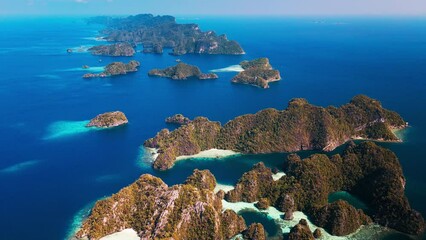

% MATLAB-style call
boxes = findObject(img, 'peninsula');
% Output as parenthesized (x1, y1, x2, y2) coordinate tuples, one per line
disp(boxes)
(231, 58, 281, 88)
(88, 43, 135, 57)
(144, 95, 407, 170)
(148, 62, 218, 80)
(88, 14, 245, 55)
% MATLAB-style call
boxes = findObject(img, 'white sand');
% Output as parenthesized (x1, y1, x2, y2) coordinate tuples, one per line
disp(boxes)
(145, 147, 159, 160)
(272, 172, 286, 181)
(220, 199, 370, 239)
(99, 229, 139, 240)
(176, 149, 239, 161)
(210, 65, 245, 73)
(214, 183, 235, 193)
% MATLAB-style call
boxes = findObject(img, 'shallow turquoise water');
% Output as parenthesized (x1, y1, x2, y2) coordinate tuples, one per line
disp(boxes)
(0, 16, 425, 240)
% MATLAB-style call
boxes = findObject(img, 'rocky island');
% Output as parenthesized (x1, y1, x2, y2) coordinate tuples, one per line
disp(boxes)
(225, 142, 425, 236)
(231, 58, 281, 88)
(148, 62, 218, 80)
(88, 42, 135, 57)
(88, 14, 245, 55)
(74, 142, 424, 239)
(75, 170, 252, 240)
(83, 60, 140, 78)
(144, 95, 407, 170)
(165, 114, 192, 125)
(86, 111, 128, 128)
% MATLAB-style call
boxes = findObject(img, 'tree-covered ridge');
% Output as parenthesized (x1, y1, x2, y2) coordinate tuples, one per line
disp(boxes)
(148, 62, 218, 80)
(232, 58, 281, 88)
(74, 170, 249, 240)
(226, 142, 425, 236)
(89, 14, 245, 56)
(144, 95, 407, 170)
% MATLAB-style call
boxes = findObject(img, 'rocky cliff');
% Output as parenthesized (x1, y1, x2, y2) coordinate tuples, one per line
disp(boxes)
(226, 142, 425, 236)
(89, 43, 135, 56)
(86, 111, 128, 128)
(144, 95, 407, 170)
(75, 170, 247, 240)
(148, 62, 218, 80)
(231, 58, 281, 88)
(89, 14, 245, 56)
(83, 60, 140, 78)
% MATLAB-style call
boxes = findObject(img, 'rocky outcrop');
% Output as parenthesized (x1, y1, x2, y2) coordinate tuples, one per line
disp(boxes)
(225, 162, 274, 203)
(144, 95, 407, 170)
(226, 142, 425, 236)
(75, 170, 247, 240)
(166, 114, 192, 125)
(255, 198, 270, 210)
(288, 219, 315, 240)
(231, 58, 281, 88)
(242, 223, 266, 240)
(310, 200, 371, 236)
(86, 111, 128, 128)
(83, 60, 140, 78)
(89, 43, 135, 56)
(89, 14, 244, 55)
(148, 62, 218, 80)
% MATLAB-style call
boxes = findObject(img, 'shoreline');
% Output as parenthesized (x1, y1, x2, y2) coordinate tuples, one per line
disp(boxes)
(175, 149, 240, 161)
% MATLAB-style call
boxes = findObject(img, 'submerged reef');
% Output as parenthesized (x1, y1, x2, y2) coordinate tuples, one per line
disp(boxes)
(144, 95, 407, 170)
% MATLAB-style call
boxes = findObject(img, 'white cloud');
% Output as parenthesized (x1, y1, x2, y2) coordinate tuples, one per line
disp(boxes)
(75, 0, 88, 3)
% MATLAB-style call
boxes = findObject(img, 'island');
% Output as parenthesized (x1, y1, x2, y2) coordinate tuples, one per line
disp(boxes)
(74, 142, 425, 239)
(226, 142, 425, 236)
(88, 14, 245, 55)
(88, 42, 135, 57)
(165, 114, 192, 125)
(86, 111, 128, 128)
(231, 58, 281, 88)
(148, 62, 218, 80)
(144, 95, 407, 170)
(74, 170, 259, 240)
(83, 60, 140, 78)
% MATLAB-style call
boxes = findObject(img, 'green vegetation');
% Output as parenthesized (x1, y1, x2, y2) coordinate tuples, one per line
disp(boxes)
(75, 170, 247, 240)
(232, 58, 281, 88)
(89, 14, 245, 55)
(145, 95, 407, 170)
(86, 111, 128, 128)
(148, 62, 218, 80)
(227, 142, 425, 236)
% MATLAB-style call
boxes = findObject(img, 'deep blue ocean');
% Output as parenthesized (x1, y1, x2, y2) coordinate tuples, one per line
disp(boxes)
(0, 16, 425, 240)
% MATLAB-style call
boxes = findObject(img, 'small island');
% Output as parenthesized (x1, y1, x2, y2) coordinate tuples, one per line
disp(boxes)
(86, 111, 128, 128)
(231, 58, 281, 88)
(88, 14, 245, 56)
(165, 114, 192, 125)
(148, 62, 218, 80)
(83, 60, 140, 78)
(88, 42, 135, 57)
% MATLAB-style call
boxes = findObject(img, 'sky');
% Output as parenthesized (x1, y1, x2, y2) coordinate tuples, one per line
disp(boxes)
(0, 0, 425, 16)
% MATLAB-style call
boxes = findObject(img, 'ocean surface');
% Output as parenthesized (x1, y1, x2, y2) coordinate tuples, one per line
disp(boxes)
(0, 16, 425, 240)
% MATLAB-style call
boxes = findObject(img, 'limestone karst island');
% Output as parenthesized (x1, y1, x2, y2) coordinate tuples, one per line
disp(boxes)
(1, 1, 426, 240)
